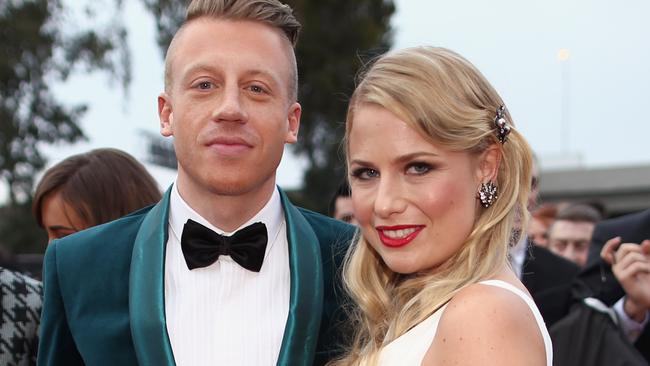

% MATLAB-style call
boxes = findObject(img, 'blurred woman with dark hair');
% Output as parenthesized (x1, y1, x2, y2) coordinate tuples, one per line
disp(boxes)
(33, 148, 162, 242)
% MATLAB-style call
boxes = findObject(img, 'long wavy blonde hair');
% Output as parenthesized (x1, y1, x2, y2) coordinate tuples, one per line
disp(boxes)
(332, 46, 533, 365)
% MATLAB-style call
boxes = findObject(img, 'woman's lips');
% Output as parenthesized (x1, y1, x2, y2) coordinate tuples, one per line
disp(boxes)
(375, 225, 425, 248)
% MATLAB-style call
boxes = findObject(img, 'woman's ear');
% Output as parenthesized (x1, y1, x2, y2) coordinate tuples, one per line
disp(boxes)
(476, 144, 501, 183)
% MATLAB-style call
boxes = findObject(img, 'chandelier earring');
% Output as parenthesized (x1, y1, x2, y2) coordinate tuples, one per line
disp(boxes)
(477, 181, 498, 208)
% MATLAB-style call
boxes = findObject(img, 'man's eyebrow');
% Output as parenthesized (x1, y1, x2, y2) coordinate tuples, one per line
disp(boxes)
(180, 64, 279, 80)
(180, 63, 218, 80)
(243, 69, 278, 81)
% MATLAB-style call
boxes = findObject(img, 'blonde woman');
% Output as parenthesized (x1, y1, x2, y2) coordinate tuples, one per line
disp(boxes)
(334, 47, 552, 366)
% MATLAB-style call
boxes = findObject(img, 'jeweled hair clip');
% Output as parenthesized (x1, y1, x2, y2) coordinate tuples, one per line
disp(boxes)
(494, 105, 511, 144)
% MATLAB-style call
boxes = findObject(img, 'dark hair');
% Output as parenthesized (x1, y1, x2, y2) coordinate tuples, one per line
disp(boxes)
(328, 180, 351, 217)
(32, 148, 162, 228)
(555, 203, 602, 224)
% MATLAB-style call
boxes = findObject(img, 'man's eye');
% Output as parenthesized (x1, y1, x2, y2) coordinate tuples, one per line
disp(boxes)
(197, 81, 212, 89)
(249, 85, 265, 93)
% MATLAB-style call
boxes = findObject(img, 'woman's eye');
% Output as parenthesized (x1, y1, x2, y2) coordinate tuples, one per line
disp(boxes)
(53, 229, 77, 240)
(351, 167, 379, 180)
(406, 162, 432, 175)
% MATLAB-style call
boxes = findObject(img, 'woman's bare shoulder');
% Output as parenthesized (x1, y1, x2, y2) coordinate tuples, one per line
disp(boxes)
(421, 280, 546, 366)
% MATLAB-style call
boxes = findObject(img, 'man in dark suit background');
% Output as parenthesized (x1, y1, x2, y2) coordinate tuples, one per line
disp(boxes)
(510, 155, 582, 327)
(37, 1, 354, 365)
(578, 209, 650, 361)
(518, 243, 581, 326)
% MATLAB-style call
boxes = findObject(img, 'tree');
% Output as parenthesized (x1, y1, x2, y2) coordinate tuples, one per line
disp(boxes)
(0, 0, 130, 204)
(287, 0, 394, 213)
(0, 0, 130, 255)
(141, 0, 395, 214)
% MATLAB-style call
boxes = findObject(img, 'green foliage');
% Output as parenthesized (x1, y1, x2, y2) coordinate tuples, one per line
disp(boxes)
(287, 0, 394, 213)
(0, 0, 130, 204)
(140, 0, 186, 58)
(0, 0, 130, 254)
(140, 0, 395, 214)
(0, 199, 46, 255)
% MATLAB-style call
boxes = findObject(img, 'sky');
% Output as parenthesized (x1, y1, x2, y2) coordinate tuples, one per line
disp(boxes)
(35, 0, 650, 197)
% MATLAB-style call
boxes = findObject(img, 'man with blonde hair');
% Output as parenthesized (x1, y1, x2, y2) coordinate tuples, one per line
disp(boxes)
(38, 1, 354, 365)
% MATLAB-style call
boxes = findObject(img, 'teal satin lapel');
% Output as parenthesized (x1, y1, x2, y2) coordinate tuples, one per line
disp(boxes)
(129, 187, 176, 365)
(276, 190, 324, 366)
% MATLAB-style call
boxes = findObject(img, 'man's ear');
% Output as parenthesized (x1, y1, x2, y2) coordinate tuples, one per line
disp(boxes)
(284, 102, 301, 144)
(476, 144, 501, 183)
(158, 93, 173, 137)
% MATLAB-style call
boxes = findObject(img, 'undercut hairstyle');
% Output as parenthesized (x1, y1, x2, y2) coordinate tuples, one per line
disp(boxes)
(164, 0, 301, 100)
(33, 148, 162, 229)
(334, 46, 534, 365)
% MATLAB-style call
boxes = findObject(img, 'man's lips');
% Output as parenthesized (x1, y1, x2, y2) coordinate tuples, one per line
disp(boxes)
(375, 225, 425, 248)
(205, 136, 253, 155)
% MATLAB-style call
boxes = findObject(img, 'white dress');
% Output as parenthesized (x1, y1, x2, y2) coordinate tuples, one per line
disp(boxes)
(374, 280, 553, 366)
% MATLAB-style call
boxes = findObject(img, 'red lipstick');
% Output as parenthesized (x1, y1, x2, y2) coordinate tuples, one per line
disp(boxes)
(375, 225, 424, 248)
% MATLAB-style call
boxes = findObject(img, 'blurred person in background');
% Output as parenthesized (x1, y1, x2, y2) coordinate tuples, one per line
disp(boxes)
(3, 148, 160, 366)
(328, 181, 358, 225)
(528, 203, 558, 247)
(508, 155, 580, 327)
(575, 208, 650, 362)
(528, 154, 541, 210)
(547, 203, 602, 268)
(32, 148, 162, 243)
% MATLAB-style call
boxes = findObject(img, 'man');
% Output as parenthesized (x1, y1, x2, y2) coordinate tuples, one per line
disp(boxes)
(38, 1, 354, 365)
(328, 181, 357, 225)
(547, 203, 602, 267)
(510, 156, 581, 326)
(576, 209, 650, 361)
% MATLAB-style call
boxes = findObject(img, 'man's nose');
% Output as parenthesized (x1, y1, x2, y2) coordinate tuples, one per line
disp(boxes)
(212, 86, 247, 123)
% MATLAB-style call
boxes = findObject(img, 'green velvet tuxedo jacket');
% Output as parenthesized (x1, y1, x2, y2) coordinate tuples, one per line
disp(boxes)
(37, 188, 355, 366)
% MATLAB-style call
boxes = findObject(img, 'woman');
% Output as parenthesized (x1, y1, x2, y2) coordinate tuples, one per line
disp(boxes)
(335, 47, 552, 365)
(33, 148, 162, 242)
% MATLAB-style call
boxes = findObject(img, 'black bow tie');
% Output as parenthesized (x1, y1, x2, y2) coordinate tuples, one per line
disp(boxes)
(180, 219, 268, 272)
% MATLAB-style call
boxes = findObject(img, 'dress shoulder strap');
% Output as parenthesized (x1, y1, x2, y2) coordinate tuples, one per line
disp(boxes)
(478, 280, 553, 366)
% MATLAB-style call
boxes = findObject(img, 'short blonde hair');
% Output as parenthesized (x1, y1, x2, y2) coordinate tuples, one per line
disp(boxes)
(164, 0, 301, 100)
(334, 46, 533, 365)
